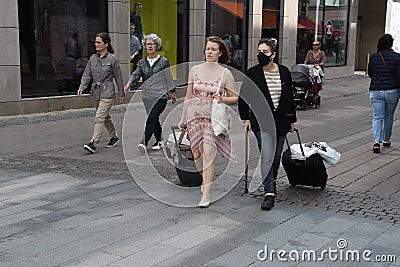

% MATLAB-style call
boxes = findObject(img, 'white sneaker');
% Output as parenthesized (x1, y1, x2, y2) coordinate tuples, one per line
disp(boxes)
(137, 143, 147, 153)
(152, 141, 163, 150)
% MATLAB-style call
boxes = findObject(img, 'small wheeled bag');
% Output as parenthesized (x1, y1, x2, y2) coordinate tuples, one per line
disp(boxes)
(169, 126, 203, 186)
(282, 129, 327, 189)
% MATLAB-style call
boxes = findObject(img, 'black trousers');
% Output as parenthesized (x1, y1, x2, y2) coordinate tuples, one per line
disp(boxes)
(142, 98, 168, 145)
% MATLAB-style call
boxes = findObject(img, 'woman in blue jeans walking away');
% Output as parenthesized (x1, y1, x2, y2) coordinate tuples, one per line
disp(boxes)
(239, 38, 297, 210)
(368, 34, 400, 153)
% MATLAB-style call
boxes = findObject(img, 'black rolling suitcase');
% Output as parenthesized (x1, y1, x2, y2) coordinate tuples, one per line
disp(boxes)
(169, 126, 203, 186)
(282, 129, 327, 189)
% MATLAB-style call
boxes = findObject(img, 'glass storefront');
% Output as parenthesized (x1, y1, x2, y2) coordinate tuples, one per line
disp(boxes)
(130, 0, 189, 68)
(296, 0, 349, 66)
(19, 0, 108, 97)
(206, 0, 248, 71)
(262, 0, 280, 39)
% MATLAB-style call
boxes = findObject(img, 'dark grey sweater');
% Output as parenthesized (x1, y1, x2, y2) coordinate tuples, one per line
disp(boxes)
(129, 56, 175, 100)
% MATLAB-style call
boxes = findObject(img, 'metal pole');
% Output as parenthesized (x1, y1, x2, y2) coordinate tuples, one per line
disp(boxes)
(315, 0, 320, 41)
(365, 53, 370, 75)
(243, 125, 249, 195)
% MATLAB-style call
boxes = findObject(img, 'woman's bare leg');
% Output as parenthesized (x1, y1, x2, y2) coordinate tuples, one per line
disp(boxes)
(192, 149, 204, 192)
(192, 149, 203, 176)
(200, 143, 216, 204)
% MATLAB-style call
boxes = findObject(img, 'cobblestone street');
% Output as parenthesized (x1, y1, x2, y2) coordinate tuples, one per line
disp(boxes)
(0, 74, 400, 266)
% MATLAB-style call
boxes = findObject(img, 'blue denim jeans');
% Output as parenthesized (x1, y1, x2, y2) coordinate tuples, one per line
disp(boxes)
(254, 131, 286, 196)
(370, 89, 400, 143)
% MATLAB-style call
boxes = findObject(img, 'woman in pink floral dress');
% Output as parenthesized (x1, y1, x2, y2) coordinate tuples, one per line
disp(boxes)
(178, 36, 238, 208)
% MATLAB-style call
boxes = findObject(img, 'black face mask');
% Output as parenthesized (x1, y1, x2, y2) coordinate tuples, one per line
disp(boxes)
(257, 52, 271, 66)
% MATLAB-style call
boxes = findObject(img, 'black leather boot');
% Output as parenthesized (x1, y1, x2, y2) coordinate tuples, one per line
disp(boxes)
(261, 195, 275, 210)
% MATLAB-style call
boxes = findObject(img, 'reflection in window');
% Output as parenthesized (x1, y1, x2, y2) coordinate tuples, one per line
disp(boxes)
(207, 0, 248, 71)
(19, 0, 107, 97)
(262, 0, 280, 39)
(129, 0, 189, 67)
(324, 0, 348, 65)
(296, 0, 348, 66)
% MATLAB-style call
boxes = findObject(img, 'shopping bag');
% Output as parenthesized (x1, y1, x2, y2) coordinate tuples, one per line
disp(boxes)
(166, 131, 193, 159)
(211, 68, 232, 136)
(290, 141, 341, 166)
(211, 100, 232, 136)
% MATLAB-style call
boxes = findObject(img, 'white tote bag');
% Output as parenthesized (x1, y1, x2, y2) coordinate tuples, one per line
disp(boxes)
(211, 68, 232, 136)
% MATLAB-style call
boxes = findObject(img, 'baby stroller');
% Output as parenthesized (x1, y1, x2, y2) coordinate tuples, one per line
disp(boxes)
(165, 126, 202, 186)
(290, 64, 321, 110)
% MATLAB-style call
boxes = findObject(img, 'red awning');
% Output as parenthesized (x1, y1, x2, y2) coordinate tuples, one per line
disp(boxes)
(213, 0, 244, 19)
(298, 18, 324, 31)
(298, 18, 344, 36)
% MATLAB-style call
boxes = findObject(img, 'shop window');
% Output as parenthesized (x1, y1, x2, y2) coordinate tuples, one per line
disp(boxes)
(18, 0, 108, 97)
(129, 0, 189, 68)
(262, 0, 280, 39)
(296, 0, 349, 66)
(206, 0, 248, 72)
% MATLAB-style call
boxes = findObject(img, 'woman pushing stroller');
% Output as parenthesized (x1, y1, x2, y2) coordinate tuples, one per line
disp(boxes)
(304, 40, 326, 105)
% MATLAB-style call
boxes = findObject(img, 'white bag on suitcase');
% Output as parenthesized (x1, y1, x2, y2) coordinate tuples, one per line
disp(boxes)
(290, 141, 341, 166)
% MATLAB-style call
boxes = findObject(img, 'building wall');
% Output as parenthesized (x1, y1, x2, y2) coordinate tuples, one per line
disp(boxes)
(357, 0, 386, 71)
(108, 0, 131, 84)
(279, 0, 298, 68)
(247, 0, 263, 68)
(0, 0, 21, 104)
(0, 0, 388, 116)
(189, 0, 206, 62)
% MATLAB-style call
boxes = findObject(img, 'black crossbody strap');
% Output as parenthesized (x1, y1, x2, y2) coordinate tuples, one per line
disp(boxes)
(379, 52, 396, 77)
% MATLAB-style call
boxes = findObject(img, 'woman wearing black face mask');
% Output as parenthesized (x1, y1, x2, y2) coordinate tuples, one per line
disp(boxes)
(238, 38, 297, 211)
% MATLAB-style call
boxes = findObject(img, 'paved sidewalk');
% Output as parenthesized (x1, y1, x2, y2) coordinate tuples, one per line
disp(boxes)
(0, 74, 399, 266)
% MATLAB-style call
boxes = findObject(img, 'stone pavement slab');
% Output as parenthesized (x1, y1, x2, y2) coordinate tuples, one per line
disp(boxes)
(0, 75, 400, 266)
(0, 169, 398, 266)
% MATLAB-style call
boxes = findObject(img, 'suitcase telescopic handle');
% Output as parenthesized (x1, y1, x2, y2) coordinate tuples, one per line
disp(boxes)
(285, 128, 305, 157)
(243, 125, 249, 195)
(171, 125, 187, 158)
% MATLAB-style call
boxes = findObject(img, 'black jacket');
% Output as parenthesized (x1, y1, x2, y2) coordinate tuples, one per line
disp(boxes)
(368, 49, 400, 90)
(238, 63, 297, 136)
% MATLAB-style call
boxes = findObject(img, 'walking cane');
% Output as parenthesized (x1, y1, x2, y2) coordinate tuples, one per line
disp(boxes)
(243, 125, 249, 195)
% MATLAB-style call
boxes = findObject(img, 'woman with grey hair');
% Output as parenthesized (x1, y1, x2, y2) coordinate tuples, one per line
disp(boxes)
(124, 33, 176, 153)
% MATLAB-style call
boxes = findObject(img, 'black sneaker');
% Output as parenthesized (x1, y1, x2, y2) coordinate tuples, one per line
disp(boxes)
(372, 142, 380, 153)
(83, 141, 96, 154)
(152, 141, 163, 150)
(106, 137, 119, 147)
(261, 195, 275, 210)
(383, 141, 391, 148)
